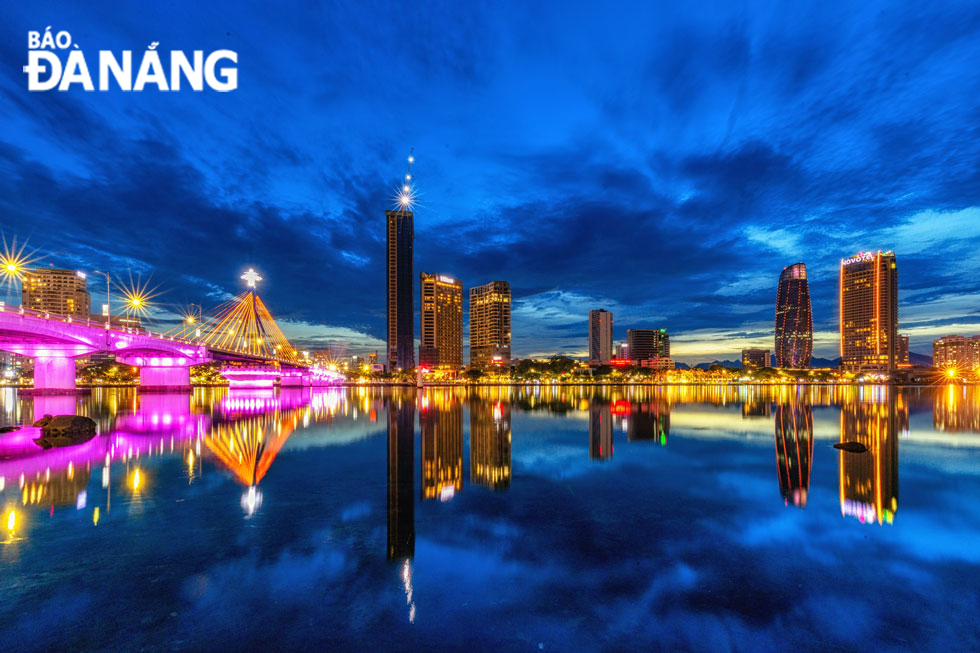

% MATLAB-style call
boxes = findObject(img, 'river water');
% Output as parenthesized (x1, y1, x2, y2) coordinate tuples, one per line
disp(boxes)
(1, 385, 978, 651)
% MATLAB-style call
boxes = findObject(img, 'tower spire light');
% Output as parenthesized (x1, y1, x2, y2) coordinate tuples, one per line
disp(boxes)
(241, 268, 263, 288)
(394, 148, 418, 211)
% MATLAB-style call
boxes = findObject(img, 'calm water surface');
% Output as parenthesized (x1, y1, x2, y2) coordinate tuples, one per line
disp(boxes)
(1, 385, 979, 651)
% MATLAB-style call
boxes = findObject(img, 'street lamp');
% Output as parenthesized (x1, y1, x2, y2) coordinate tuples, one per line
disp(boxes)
(92, 270, 111, 329)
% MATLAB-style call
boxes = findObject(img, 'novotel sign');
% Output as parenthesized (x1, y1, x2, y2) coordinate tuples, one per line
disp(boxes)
(841, 250, 894, 266)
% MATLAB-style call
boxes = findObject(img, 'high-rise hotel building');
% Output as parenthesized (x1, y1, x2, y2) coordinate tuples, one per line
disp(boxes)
(774, 262, 813, 368)
(419, 273, 463, 370)
(386, 209, 415, 371)
(469, 281, 511, 366)
(840, 251, 898, 372)
(22, 268, 91, 318)
(588, 309, 613, 364)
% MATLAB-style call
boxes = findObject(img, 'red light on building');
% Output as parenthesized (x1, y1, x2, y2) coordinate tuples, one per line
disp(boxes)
(610, 400, 631, 416)
(610, 358, 631, 367)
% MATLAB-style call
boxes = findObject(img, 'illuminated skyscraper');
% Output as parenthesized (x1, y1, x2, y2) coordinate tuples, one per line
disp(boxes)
(839, 251, 898, 372)
(589, 309, 613, 364)
(774, 401, 813, 508)
(839, 388, 901, 524)
(387, 397, 416, 560)
(420, 392, 462, 501)
(774, 262, 813, 368)
(386, 208, 415, 371)
(470, 398, 511, 490)
(22, 268, 90, 318)
(419, 273, 463, 370)
(469, 281, 511, 366)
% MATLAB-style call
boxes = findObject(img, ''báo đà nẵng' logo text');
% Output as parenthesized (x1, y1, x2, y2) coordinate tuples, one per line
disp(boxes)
(23, 27, 237, 92)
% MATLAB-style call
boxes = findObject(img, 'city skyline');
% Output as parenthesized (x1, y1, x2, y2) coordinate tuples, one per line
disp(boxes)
(3, 2, 980, 364)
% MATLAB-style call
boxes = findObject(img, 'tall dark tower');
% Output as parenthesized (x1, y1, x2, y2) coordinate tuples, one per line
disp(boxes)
(774, 262, 813, 368)
(386, 151, 417, 371)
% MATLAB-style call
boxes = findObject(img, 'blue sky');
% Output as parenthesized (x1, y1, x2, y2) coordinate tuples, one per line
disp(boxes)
(2, 1, 980, 363)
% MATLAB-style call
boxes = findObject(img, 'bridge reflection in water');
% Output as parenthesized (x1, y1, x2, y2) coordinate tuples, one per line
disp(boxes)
(2, 384, 977, 549)
(0, 387, 349, 533)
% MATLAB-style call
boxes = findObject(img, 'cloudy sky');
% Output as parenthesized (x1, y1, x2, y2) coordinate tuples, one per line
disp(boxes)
(2, 1, 979, 363)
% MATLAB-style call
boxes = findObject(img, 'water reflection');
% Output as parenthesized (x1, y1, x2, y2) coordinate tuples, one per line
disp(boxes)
(387, 394, 415, 561)
(838, 388, 904, 525)
(0, 387, 355, 533)
(625, 399, 670, 444)
(4, 383, 980, 544)
(469, 396, 511, 490)
(774, 399, 813, 508)
(420, 390, 463, 501)
(588, 401, 613, 461)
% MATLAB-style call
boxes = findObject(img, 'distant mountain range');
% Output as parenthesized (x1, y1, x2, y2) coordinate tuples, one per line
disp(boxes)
(690, 353, 933, 370)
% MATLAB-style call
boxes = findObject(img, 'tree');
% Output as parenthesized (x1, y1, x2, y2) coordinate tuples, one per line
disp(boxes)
(465, 368, 484, 381)
(514, 359, 535, 376)
(548, 356, 577, 375)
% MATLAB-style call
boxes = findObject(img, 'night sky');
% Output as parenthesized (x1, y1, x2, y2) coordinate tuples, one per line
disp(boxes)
(2, 1, 979, 364)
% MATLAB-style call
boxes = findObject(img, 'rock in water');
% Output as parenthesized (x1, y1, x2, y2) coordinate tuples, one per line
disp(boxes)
(32, 415, 97, 449)
(834, 441, 869, 453)
(0, 425, 20, 433)
(32, 414, 54, 427)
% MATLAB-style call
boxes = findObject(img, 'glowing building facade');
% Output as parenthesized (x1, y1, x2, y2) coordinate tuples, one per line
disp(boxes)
(386, 209, 415, 371)
(774, 262, 813, 368)
(933, 335, 980, 371)
(839, 251, 898, 372)
(469, 281, 511, 366)
(588, 310, 613, 365)
(22, 268, 90, 318)
(419, 273, 463, 370)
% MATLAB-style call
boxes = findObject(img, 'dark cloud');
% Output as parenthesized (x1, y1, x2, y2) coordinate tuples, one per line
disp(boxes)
(2, 1, 980, 359)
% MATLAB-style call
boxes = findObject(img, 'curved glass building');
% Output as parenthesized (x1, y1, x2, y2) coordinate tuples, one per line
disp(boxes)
(774, 262, 813, 368)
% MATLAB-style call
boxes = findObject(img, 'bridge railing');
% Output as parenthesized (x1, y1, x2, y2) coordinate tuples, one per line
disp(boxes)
(0, 302, 308, 364)
(0, 301, 201, 347)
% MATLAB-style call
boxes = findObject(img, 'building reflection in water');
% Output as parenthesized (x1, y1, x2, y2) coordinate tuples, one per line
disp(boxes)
(589, 402, 613, 460)
(387, 395, 416, 561)
(470, 398, 511, 490)
(933, 385, 980, 433)
(773, 400, 813, 508)
(839, 386, 903, 525)
(420, 390, 463, 501)
(626, 400, 670, 445)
